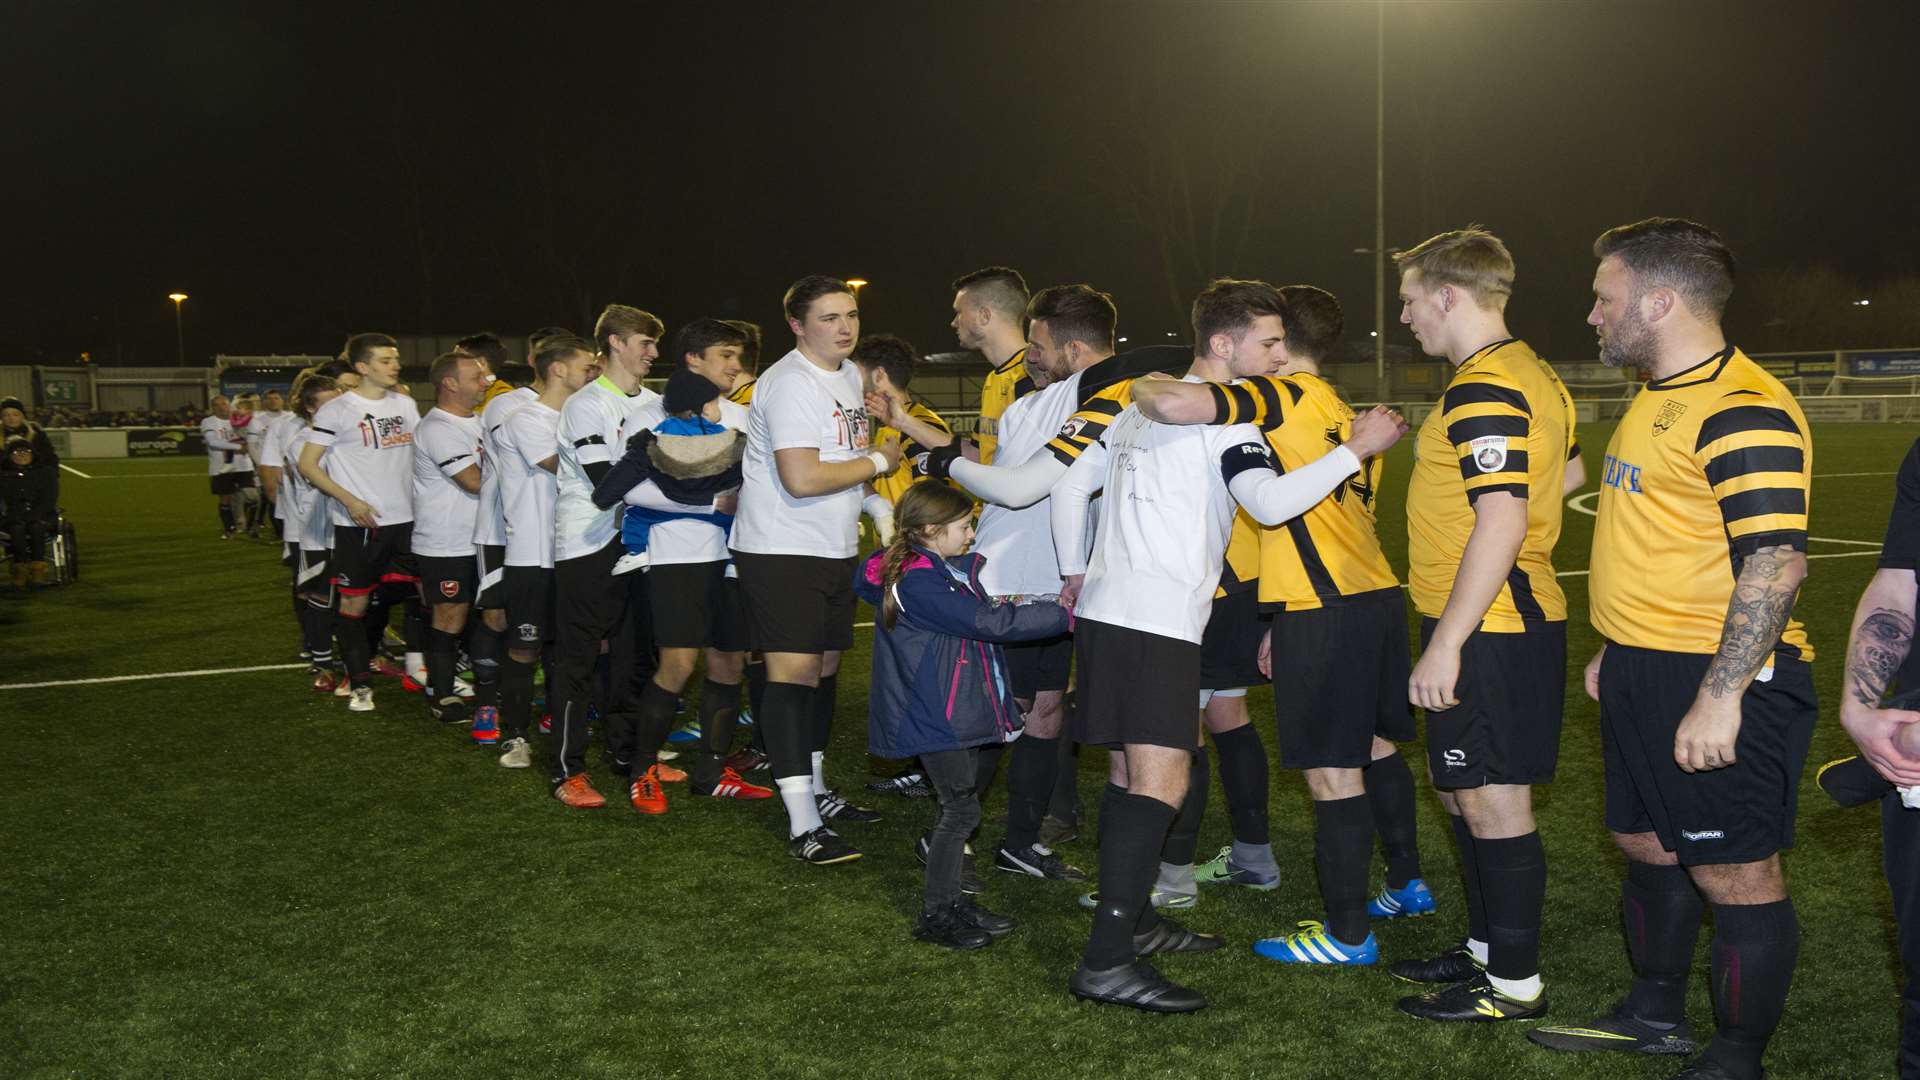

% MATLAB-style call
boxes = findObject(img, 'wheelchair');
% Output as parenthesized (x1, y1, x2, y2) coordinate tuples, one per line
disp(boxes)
(1, 506, 77, 586)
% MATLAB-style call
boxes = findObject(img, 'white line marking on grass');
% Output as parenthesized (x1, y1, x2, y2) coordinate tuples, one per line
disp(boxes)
(0, 663, 306, 691)
(1552, 548, 1880, 581)
(1810, 536, 1884, 546)
(84, 473, 208, 479)
(59, 463, 93, 479)
(1815, 471, 1897, 478)
(1566, 491, 1599, 517)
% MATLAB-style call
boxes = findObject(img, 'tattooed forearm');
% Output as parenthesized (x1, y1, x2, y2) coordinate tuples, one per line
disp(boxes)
(1703, 547, 1806, 700)
(1849, 608, 1916, 708)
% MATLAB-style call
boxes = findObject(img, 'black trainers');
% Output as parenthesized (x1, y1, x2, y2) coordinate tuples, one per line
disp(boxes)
(912, 906, 992, 950)
(789, 826, 862, 865)
(1133, 916, 1224, 957)
(952, 897, 1017, 938)
(1529, 1001, 1698, 1055)
(867, 772, 933, 798)
(1667, 1057, 1756, 1080)
(816, 789, 883, 823)
(1068, 959, 1206, 1013)
(995, 842, 1088, 882)
(1389, 940, 1485, 984)
(428, 697, 469, 725)
(1397, 977, 1546, 1023)
(913, 834, 986, 896)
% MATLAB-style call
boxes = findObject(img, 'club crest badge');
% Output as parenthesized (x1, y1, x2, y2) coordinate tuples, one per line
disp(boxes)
(1469, 434, 1507, 473)
(441, 580, 460, 599)
(1057, 417, 1088, 441)
(1653, 399, 1687, 437)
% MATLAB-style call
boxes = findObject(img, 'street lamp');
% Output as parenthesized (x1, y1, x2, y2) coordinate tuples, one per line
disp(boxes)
(846, 278, 869, 300)
(168, 292, 189, 366)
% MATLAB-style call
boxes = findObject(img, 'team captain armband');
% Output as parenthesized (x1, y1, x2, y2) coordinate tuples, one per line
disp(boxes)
(1694, 397, 1809, 556)
(1209, 376, 1303, 431)
(1218, 439, 1277, 482)
(1442, 379, 1531, 504)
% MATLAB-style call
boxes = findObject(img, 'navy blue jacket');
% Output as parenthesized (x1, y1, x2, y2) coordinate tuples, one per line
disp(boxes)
(854, 546, 1071, 757)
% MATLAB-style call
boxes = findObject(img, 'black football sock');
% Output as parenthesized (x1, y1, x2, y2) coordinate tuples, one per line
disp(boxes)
(364, 594, 391, 655)
(1002, 734, 1060, 851)
(1704, 899, 1799, 1080)
(425, 626, 459, 702)
(1622, 860, 1703, 1026)
(1047, 736, 1082, 826)
(695, 677, 740, 789)
(1161, 748, 1209, 867)
(1477, 831, 1548, 984)
(761, 682, 813, 782)
(746, 658, 768, 753)
(809, 673, 838, 754)
(1314, 794, 1375, 946)
(336, 609, 372, 688)
(401, 595, 425, 655)
(499, 655, 536, 741)
(1364, 750, 1423, 888)
(1083, 792, 1179, 970)
(1211, 724, 1270, 846)
(468, 624, 501, 709)
(1451, 813, 1489, 945)
(217, 501, 233, 532)
(301, 597, 335, 667)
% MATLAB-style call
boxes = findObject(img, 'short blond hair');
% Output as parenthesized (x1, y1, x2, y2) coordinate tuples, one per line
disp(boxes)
(1394, 227, 1514, 311)
(593, 304, 665, 357)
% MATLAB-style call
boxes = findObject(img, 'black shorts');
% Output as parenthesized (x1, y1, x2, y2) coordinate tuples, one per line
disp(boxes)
(1005, 633, 1073, 699)
(731, 550, 858, 654)
(294, 548, 332, 597)
(1600, 644, 1817, 865)
(417, 553, 477, 607)
(1071, 618, 1201, 752)
(1199, 587, 1270, 691)
(504, 565, 556, 646)
(649, 561, 749, 651)
(280, 541, 298, 569)
(210, 472, 255, 495)
(331, 522, 419, 594)
(1420, 618, 1566, 790)
(475, 544, 508, 609)
(1272, 587, 1415, 769)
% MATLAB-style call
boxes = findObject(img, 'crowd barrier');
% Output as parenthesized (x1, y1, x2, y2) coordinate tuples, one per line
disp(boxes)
(45, 427, 206, 460)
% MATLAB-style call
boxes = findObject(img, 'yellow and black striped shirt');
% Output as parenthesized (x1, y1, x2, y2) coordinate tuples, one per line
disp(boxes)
(975, 347, 1034, 466)
(872, 401, 953, 505)
(1040, 344, 1195, 465)
(726, 380, 756, 407)
(1405, 339, 1573, 631)
(1208, 371, 1398, 610)
(1590, 347, 1813, 662)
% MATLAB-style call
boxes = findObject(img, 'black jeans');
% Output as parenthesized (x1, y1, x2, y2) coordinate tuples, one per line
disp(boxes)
(1885, 793, 1920, 1079)
(922, 748, 983, 912)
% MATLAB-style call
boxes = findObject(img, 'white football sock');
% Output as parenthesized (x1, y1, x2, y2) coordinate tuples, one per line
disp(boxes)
(777, 776, 824, 837)
(1466, 937, 1490, 966)
(811, 750, 828, 796)
(1488, 972, 1543, 1002)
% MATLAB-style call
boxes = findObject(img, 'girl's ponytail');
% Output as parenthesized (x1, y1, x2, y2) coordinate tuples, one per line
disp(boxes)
(879, 530, 914, 631)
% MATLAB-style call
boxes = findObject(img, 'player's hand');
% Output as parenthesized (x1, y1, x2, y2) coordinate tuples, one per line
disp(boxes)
(961, 438, 982, 464)
(1347, 406, 1410, 460)
(344, 497, 377, 528)
(1059, 574, 1085, 609)
(1674, 698, 1741, 773)
(1840, 704, 1920, 786)
(873, 440, 903, 474)
(714, 490, 739, 515)
(1408, 644, 1461, 712)
(863, 390, 895, 427)
(1584, 645, 1606, 702)
(1256, 628, 1273, 680)
(922, 442, 961, 481)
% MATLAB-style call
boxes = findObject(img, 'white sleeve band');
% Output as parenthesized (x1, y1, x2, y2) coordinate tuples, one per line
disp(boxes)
(1227, 443, 1361, 526)
(866, 450, 891, 477)
(864, 492, 897, 546)
(950, 452, 1067, 509)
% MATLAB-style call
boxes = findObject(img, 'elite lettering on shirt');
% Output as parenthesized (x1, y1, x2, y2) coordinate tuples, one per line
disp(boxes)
(359, 414, 414, 449)
(1600, 453, 1644, 493)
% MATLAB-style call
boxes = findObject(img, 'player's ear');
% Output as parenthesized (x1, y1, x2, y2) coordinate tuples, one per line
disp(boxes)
(1644, 287, 1674, 324)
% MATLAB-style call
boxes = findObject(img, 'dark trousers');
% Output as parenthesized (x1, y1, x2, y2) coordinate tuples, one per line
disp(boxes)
(1885, 793, 1920, 1078)
(550, 540, 652, 783)
(4, 511, 51, 562)
(922, 748, 983, 911)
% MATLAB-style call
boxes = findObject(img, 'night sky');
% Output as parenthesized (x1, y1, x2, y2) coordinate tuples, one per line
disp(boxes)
(5, 0, 1916, 368)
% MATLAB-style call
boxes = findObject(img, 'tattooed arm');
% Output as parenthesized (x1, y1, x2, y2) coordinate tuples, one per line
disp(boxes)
(1673, 545, 1808, 773)
(1839, 568, 1920, 786)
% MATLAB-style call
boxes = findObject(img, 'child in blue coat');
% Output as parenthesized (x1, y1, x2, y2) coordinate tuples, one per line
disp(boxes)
(854, 480, 1071, 949)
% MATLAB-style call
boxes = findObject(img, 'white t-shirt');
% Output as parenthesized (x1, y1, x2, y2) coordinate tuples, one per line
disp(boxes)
(411, 407, 483, 558)
(498, 399, 562, 569)
(622, 396, 748, 566)
(245, 409, 285, 464)
(1062, 406, 1267, 644)
(259, 412, 302, 519)
(970, 370, 1090, 596)
(309, 389, 421, 527)
(729, 350, 872, 558)
(554, 377, 663, 562)
(200, 416, 253, 476)
(474, 387, 535, 549)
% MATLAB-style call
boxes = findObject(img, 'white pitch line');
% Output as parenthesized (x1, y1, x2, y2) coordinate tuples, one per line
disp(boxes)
(82, 473, 209, 479)
(1809, 536, 1885, 547)
(1815, 471, 1897, 478)
(0, 663, 306, 691)
(58, 463, 93, 479)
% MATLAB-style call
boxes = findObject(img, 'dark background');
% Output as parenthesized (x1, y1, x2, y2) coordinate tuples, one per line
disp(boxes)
(4, 0, 1916, 366)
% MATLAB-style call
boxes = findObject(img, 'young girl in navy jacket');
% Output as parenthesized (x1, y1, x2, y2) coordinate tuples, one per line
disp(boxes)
(855, 480, 1071, 949)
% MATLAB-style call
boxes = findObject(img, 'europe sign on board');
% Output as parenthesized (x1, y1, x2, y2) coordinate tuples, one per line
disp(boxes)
(126, 428, 208, 456)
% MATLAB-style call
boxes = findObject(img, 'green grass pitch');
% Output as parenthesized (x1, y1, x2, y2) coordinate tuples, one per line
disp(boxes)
(5, 423, 1914, 1079)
